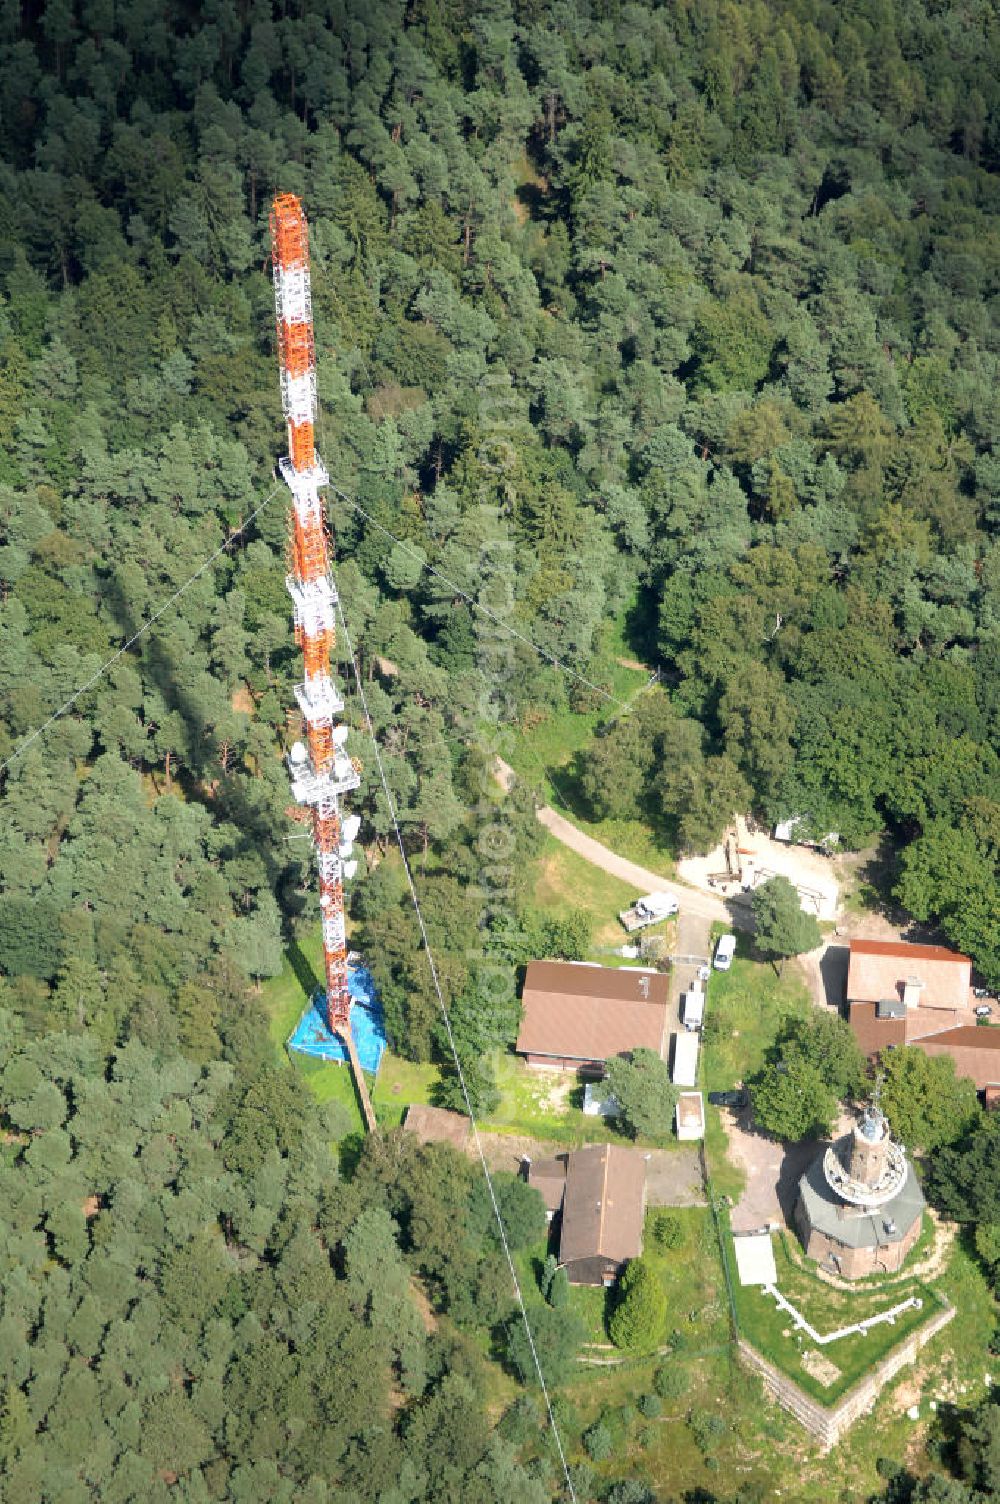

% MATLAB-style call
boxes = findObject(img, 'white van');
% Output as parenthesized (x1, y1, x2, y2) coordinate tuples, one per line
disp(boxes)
(714, 933, 737, 971)
(681, 986, 704, 1031)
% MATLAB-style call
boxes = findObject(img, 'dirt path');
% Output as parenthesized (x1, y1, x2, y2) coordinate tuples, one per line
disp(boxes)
(536, 807, 733, 924)
(493, 756, 743, 925)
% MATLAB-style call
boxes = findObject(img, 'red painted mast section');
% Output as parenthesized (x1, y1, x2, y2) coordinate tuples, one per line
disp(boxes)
(270, 194, 375, 1131)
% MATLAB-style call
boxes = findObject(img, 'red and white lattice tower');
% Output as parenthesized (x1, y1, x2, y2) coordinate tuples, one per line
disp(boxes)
(270, 194, 365, 1054)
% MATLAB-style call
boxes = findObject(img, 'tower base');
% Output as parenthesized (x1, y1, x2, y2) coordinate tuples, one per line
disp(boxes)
(287, 965, 386, 1074)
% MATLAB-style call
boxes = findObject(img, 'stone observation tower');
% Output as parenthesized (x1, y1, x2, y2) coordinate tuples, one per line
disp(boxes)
(793, 1093, 925, 1278)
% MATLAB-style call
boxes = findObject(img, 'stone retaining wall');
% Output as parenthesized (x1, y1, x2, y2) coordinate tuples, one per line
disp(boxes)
(737, 1299, 955, 1449)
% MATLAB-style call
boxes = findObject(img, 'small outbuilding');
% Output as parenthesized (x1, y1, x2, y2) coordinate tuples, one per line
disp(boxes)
(583, 1082, 620, 1118)
(733, 1232, 778, 1288)
(527, 1154, 569, 1222)
(675, 1091, 705, 1142)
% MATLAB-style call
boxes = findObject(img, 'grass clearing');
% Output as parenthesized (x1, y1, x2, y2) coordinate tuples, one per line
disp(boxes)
(531, 835, 659, 951)
(700, 937, 810, 1200)
(374, 1054, 440, 1126)
(483, 1053, 639, 1146)
(643, 1207, 731, 1352)
(701, 934, 812, 1096)
(264, 930, 326, 1054)
(510, 604, 649, 770)
(504, 603, 677, 878)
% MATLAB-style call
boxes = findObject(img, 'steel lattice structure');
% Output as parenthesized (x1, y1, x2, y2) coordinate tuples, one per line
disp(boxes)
(270, 193, 362, 1038)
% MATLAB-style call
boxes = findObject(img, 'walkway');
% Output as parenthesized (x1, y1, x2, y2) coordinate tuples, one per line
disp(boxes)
(342, 1029, 378, 1133)
(764, 1285, 922, 1347)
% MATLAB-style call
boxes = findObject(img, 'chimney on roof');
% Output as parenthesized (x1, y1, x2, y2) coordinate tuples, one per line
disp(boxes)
(902, 976, 924, 1009)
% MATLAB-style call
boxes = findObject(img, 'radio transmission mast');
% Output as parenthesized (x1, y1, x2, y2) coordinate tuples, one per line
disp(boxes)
(270, 193, 375, 1133)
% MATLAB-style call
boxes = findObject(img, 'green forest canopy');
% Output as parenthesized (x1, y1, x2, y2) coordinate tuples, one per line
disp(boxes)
(4, 0, 1000, 1498)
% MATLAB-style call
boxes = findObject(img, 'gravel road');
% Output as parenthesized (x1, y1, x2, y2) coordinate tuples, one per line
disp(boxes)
(536, 806, 736, 924)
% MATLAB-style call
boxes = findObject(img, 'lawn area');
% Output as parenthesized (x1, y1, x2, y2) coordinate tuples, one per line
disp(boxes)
(483, 1053, 640, 1146)
(701, 930, 812, 1096)
(700, 933, 811, 1199)
(531, 835, 674, 954)
(729, 1221, 942, 1404)
(703, 1105, 745, 1202)
(373, 1053, 440, 1127)
(643, 1207, 731, 1353)
(264, 929, 326, 1053)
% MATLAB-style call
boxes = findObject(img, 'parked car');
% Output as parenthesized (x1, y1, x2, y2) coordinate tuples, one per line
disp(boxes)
(708, 1089, 747, 1110)
(619, 891, 679, 932)
(975, 1004, 993, 1019)
(714, 933, 737, 971)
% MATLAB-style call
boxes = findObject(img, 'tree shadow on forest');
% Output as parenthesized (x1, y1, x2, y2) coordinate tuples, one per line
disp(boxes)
(100, 569, 306, 920)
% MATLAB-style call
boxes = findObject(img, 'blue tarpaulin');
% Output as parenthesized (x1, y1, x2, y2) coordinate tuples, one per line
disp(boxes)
(287, 964, 387, 1073)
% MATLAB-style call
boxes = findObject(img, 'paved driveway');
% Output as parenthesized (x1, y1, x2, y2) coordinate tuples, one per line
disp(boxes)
(665, 911, 713, 1058)
(493, 757, 748, 927)
(476, 1133, 704, 1207)
(724, 1106, 853, 1233)
(644, 1146, 705, 1207)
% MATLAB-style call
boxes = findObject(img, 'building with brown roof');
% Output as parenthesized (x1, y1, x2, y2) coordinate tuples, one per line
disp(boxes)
(847, 938, 971, 1055)
(402, 1103, 471, 1150)
(516, 961, 669, 1073)
(527, 1143, 647, 1285)
(912, 1027, 1000, 1091)
(528, 1154, 569, 1220)
(845, 939, 1000, 1091)
(847, 938, 972, 1014)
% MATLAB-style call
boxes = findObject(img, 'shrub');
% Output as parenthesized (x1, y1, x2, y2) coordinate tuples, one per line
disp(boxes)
(608, 1258, 667, 1353)
(689, 1408, 728, 1456)
(583, 1421, 612, 1461)
(654, 1363, 686, 1399)
(651, 1211, 683, 1250)
(568, 1463, 594, 1500)
(639, 1392, 662, 1419)
(549, 1266, 570, 1308)
(498, 1394, 541, 1445)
